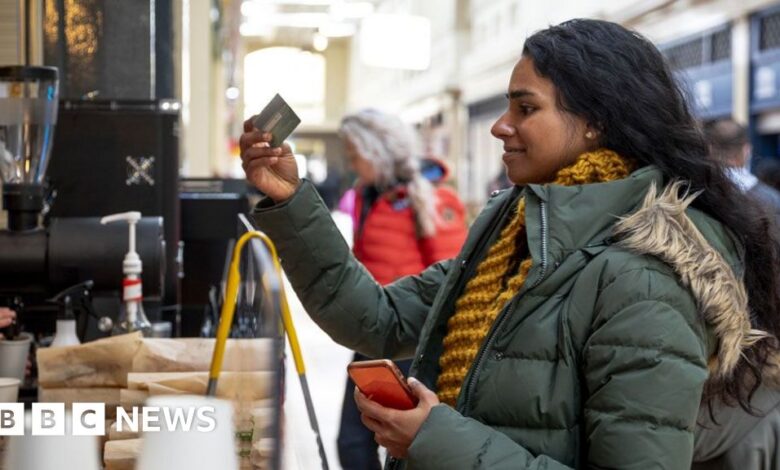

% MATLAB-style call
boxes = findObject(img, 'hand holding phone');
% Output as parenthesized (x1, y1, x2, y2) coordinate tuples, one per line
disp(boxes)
(348, 359, 419, 410)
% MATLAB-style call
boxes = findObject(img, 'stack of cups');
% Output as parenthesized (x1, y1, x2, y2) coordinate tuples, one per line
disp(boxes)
(0, 378, 20, 402)
(0, 329, 28, 458)
(136, 395, 239, 470)
(3, 412, 101, 470)
(0, 332, 32, 383)
(0, 377, 18, 463)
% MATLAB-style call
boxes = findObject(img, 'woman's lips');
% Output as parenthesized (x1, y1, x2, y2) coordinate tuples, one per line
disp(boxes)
(502, 149, 526, 160)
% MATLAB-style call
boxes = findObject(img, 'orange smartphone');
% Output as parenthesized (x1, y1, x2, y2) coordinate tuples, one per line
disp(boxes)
(347, 359, 419, 410)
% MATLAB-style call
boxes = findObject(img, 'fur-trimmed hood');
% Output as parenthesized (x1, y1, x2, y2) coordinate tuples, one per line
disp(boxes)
(613, 181, 769, 381)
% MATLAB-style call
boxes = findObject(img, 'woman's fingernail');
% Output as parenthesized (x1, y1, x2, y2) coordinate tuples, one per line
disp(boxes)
(408, 377, 420, 387)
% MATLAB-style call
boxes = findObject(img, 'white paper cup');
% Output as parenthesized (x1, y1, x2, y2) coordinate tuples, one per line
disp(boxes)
(3, 412, 101, 470)
(0, 378, 20, 402)
(136, 395, 239, 470)
(0, 332, 32, 382)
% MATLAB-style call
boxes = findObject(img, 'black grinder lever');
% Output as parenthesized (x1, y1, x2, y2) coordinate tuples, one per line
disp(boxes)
(48, 280, 113, 339)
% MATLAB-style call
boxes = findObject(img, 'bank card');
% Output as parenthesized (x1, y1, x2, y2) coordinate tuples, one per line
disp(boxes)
(252, 93, 301, 147)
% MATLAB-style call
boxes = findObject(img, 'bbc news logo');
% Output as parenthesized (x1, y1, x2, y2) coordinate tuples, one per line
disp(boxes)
(0, 403, 217, 436)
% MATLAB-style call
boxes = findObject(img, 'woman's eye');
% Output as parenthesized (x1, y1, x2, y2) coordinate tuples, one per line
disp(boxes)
(518, 105, 535, 115)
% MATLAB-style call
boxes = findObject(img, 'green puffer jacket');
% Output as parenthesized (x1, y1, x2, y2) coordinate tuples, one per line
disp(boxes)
(253, 166, 756, 469)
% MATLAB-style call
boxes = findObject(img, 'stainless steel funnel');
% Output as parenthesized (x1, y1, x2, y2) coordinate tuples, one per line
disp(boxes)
(0, 66, 58, 230)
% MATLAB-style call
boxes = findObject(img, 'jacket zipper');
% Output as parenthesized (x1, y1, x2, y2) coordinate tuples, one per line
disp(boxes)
(386, 191, 525, 470)
(422, 189, 520, 357)
(461, 200, 548, 414)
(388, 193, 520, 470)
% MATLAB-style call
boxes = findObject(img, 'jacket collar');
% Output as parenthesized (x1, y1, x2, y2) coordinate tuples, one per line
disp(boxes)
(522, 165, 664, 268)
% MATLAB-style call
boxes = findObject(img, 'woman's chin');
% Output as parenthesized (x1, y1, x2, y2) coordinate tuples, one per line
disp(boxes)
(505, 168, 528, 186)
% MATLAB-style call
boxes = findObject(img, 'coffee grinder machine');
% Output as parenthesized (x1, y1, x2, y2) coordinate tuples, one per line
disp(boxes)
(0, 65, 165, 341)
(0, 66, 57, 232)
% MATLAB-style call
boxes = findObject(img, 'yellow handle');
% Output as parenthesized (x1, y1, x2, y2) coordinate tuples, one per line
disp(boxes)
(208, 231, 306, 384)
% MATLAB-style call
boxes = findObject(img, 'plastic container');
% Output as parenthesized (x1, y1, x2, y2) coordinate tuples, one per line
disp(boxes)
(136, 395, 239, 470)
(3, 411, 101, 470)
(0, 332, 32, 382)
(0, 377, 20, 401)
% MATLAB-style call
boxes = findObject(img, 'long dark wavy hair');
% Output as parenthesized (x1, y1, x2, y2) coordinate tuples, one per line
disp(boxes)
(523, 19, 780, 410)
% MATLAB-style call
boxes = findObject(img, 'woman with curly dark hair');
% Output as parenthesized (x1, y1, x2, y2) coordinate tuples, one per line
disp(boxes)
(241, 19, 780, 469)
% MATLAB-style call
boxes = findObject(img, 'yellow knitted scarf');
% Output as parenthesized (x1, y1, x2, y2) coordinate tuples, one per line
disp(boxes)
(436, 149, 636, 406)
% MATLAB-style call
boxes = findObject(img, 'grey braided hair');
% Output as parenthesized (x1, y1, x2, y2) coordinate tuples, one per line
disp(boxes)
(339, 109, 437, 237)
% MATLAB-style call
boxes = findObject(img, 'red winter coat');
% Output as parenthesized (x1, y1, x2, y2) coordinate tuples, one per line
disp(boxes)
(352, 184, 467, 285)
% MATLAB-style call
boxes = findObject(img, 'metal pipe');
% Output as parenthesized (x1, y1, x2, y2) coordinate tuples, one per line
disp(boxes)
(17, 0, 26, 64)
(26, 0, 44, 65)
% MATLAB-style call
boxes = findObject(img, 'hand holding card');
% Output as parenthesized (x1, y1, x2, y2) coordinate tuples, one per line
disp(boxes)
(240, 94, 302, 202)
(252, 93, 301, 147)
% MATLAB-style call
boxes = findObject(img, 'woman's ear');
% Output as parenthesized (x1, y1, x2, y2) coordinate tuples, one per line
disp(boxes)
(584, 123, 602, 147)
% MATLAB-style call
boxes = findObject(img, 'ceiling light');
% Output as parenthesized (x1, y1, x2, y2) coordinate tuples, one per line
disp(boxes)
(268, 0, 331, 5)
(330, 2, 374, 20)
(240, 1, 276, 18)
(225, 87, 240, 100)
(312, 33, 329, 51)
(240, 23, 274, 37)
(319, 22, 356, 37)
(244, 12, 329, 29)
(359, 14, 431, 70)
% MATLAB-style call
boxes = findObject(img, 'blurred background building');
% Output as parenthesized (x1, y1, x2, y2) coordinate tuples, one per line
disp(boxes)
(3, 0, 780, 213)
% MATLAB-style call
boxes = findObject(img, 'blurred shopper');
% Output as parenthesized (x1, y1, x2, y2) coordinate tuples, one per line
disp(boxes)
(241, 19, 780, 469)
(336, 109, 467, 470)
(693, 385, 780, 469)
(704, 119, 780, 223)
(0, 306, 30, 377)
(0, 307, 16, 338)
(312, 166, 342, 211)
(693, 119, 780, 469)
(756, 158, 780, 193)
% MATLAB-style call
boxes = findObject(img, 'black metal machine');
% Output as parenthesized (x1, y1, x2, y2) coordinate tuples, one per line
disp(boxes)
(179, 178, 254, 336)
(45, 99, 181, 309)
(0, 66, 167, 340)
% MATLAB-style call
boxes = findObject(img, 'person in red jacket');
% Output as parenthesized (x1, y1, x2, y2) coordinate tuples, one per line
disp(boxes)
(336, 109, 467, 470)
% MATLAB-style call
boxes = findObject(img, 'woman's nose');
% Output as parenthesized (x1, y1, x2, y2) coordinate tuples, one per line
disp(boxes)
(491, 115, 515, 138)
